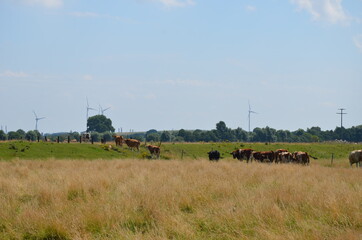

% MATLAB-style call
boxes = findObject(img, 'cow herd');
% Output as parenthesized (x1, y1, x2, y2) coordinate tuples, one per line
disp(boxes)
(112, 135, 362, 167)
(113, 135, 160, 158)
(207, 148, 316, 165)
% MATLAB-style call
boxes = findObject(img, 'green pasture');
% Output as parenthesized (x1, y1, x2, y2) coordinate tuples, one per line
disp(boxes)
(0, 141, 360, 167)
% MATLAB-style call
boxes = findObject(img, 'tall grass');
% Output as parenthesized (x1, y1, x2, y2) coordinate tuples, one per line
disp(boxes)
(0, 159, 361, 239)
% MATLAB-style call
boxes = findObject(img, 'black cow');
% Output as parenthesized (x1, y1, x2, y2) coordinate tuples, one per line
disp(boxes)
(208, 150, 220, 161)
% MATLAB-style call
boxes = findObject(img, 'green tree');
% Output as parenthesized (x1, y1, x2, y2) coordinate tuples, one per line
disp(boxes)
(25, 131, 37, 141)
(216, 121, 231, 141)
(8, 131, 20, 140)
(265, 126, 276, 143)
(146, 133, 160, 142)
(16, 129, 26, 139)
(160, 131, 171, 142)
(87, 115, 115, 133)
(69, 131, 80, 141)
(252, 128, 266, 142)
(146, 129, 159, 142)
(178, 129, 193, 142)
(91, 132, 101, 142)
(0, 130, 6, 140)
(232, 128, 247, 141)
(192, 129, 203, 142)
(102, 132, 113, 142)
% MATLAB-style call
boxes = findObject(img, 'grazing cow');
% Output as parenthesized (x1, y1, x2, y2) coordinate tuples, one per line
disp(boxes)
(230, 149, 253, 163)
(148, 145, 161, 158)
(124, 139, 140, 151)
(231, 149, 242, 160)
(251, 151, 263, 162)
(251, 151, 274, 163)
(279, 152, 292, 163)
(349, 150, 362, 167)
(113, 135, 124, 147)
(208, 150, 220, 161)
(274, 149, 289, 163)
(261, 151, 275, 163)
(292, 151, 310, 165)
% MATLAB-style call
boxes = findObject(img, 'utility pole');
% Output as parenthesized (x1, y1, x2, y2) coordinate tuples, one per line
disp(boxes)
(336, 108, 347, 128)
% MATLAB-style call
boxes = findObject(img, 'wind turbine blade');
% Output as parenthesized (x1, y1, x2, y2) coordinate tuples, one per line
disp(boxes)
(86, 97, 89, 107)
(104, 107, 110, 111)
(88, 107, 96, 111)
(33, 111, 37, 118)
(38, 117, 46, 120)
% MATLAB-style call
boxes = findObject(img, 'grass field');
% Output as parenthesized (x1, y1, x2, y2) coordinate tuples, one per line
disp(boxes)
(0, 159, 361, 240)
(1, 141, 361, 166)
(0, 141, 361, 239)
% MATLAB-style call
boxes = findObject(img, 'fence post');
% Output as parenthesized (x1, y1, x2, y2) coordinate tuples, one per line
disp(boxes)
(331, 153, 334, 166)
(80, 136, 82, 143)
(57, 136, 60, 143)
(68, 136, 70, 143)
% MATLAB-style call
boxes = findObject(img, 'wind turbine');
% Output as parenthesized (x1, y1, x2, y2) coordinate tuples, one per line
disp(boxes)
(86, 97, 96, 120)
(248, 101, 257, 140)
(33, 111, 45, 131)
(99, 105, 111, 115)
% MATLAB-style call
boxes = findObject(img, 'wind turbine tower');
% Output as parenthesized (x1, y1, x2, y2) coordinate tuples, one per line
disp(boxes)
(248, 101, 257, 140)
(86, 97, 96, 120)
(86, 97, 97, 131)
(33, 111, 45, 131)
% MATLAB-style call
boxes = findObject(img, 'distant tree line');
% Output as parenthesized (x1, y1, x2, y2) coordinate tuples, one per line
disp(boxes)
(126, 121, 362, 143)
(1, 120, 361, 143)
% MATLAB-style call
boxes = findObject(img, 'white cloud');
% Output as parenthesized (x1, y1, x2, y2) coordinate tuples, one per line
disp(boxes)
(150, 0, 195, 8)
(245, 5, 256, 12)
(0, 70, 29, 78)
(353, 34, 362, 52)
(83, 74, 94, 81)
(291, 0, 349, 23)
(21, 0, 63, 8)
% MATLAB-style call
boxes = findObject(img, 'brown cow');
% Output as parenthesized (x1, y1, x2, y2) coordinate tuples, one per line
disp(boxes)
(251, 151, 263, 162)
(230, 148, 253, 163)
(148, 145, 161, 158)
(231, 149, 242, 160)
(279, 152, 292, 163)
(113, 135, 124, 146)
(292, 151, 310, 165)
(274, 149, 288, 163)
(261, 151, 275, 163)
(252, 151, 274, 163)
(124, 139, 140, 151)
(349, 150, 362, 167)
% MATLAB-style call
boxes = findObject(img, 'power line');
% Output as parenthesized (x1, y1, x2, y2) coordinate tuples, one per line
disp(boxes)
(336, 108, 347, 128)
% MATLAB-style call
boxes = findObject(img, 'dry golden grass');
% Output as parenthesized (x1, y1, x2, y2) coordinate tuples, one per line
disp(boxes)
(0, 159, 361, 240)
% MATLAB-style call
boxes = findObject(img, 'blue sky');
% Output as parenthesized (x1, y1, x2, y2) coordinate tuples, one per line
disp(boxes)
(0, 0, 361, 133)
